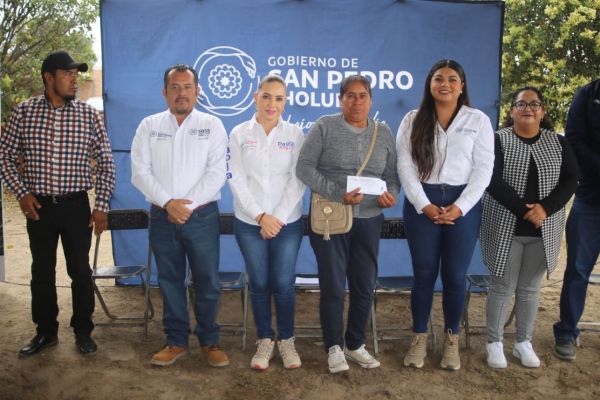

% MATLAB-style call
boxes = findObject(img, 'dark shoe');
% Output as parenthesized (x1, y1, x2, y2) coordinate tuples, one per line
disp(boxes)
(554, 338, 576, 361)
(75, 334, 97, 356)
(19, 334, 58, 357)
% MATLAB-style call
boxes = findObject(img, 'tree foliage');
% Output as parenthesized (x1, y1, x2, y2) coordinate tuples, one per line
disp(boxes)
(502, 0, 600, 130)
(0, 0, 97, 122)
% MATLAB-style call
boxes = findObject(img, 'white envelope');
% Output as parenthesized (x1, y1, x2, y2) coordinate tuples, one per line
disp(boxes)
(346, 176, 387, 196)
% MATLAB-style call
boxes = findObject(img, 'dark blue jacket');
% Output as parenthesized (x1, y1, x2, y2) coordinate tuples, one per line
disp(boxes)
(565, 79, 600, 204)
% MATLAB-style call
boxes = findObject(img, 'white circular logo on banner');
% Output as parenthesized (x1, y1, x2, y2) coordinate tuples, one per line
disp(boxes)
(194, 46, 259, 117)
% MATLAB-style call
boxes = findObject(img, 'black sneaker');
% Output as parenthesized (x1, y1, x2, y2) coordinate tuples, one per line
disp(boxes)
(554, 338, 576, 361)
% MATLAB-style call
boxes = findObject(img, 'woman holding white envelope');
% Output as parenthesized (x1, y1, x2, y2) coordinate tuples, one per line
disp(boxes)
(296, 75, 400, 373)
(396, 59, 494, 371)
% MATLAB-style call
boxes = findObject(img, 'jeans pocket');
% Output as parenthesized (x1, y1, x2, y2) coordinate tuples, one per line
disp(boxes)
(192, 203, 219, 222)
(194, 209, 219, 222)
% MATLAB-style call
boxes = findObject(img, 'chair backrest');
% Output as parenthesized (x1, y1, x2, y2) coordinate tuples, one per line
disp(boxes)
(107, 209, 149, 231)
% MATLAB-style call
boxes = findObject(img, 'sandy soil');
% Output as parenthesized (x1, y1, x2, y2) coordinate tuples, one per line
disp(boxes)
(1, 194, 599, 400)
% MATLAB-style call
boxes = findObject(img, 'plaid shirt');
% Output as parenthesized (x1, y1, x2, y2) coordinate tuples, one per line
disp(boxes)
(0, 94, 116, 212)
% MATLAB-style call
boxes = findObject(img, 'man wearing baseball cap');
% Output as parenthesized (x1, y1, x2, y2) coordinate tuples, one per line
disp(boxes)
(0, 50, 116, 357)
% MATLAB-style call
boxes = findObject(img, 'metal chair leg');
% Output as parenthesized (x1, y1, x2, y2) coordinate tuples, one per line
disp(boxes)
(372, 290, 379, 355)
(505, 303, 516, 328)
(94, 282, 119, 320)
(241, 274, 249, 350)
(429, 307, 436, 351)
(464, 283, 472, 349)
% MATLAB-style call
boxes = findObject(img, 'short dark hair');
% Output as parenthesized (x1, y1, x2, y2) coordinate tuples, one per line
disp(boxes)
(503, 86, 554, 130)
(163, 64, 198, 88)
(339, 74, 372, 98)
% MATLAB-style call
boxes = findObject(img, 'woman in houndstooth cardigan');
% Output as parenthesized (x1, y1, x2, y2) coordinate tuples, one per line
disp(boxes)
(481, 87, 578, 369)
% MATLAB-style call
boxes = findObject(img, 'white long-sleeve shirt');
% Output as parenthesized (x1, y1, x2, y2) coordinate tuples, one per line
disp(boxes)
(131, 109, 227, 210)
(227, 116, 305, 225)
(396, 105, 495, 215)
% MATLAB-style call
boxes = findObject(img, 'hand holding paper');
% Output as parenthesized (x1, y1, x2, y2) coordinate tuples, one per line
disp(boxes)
(346, 176, 387, 196)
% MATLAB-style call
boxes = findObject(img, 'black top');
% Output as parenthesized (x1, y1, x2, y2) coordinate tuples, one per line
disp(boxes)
(565, 79, 600, 205)
(487, 131, 578, 237)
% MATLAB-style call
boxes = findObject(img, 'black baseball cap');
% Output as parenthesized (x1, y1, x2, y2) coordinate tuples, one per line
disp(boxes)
(41, 51, 88, 74)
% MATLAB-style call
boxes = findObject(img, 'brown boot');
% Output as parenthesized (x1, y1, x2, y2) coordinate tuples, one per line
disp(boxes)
(151, 345, 187, 366)
(201, 344, 230, 367)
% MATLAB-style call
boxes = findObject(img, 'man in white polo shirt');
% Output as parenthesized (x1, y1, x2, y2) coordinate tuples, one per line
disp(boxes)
(131, 64, 229, 367)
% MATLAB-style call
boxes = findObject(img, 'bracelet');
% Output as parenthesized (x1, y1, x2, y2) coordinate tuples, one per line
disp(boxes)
(258, 213, 266, 224)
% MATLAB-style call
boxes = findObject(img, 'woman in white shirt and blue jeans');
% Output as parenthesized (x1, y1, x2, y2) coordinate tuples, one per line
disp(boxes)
(228, 75, 305, 371)
(396, 59, 494, 371)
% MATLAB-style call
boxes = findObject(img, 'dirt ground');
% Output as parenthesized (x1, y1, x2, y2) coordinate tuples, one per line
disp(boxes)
(1, 194, 599, 400)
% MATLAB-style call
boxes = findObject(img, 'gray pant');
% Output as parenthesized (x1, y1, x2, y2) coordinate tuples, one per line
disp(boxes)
(486, 236, 547, 342)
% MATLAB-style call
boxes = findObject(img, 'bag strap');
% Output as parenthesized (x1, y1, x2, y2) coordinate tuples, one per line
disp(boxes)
(356, 121, 379, 177)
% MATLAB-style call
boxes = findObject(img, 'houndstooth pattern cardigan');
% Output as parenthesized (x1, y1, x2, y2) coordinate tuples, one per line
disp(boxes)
(480, 127, 565, 277)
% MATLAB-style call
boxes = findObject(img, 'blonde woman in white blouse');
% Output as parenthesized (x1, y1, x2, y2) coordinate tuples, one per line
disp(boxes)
(396, 59, 494, 371)
(228, 75, 305, 371)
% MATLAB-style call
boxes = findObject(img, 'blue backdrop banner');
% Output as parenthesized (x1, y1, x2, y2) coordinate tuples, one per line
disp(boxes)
(100, 0, 504, 285)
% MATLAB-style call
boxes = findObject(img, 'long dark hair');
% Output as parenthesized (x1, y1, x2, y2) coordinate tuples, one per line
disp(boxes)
(502, 86, 554, 130)
(411, 59, 471, 181)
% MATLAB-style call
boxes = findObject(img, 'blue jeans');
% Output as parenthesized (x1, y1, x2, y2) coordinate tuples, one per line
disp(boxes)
(554, 199, 600, 341)
(404, 183, 482, 333)
(149, 202, 221, 347)
(234, 217, 303, 340)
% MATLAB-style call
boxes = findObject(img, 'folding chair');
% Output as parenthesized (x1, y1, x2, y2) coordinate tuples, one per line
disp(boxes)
(294, 273, 323, 338)
(185, 269, 249, 350)
(187, 213, 249, 350)
(294, 273, 385, 355)
(463, 274, 515, 348)
(218, 271, 249, 350)
(578, 273, 600, 333)
(92, 209, 154, 336)
(372, 276, 436, 355)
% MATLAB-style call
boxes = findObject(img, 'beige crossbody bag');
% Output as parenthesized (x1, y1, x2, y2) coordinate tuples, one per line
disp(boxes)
(310, 121, 379, 240)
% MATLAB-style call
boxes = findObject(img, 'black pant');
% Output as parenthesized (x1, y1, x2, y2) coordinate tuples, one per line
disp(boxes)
(27, 192, 94, 336)
(309, 213, 383, 351)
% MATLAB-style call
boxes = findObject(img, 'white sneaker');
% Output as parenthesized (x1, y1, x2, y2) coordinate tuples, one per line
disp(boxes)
(251, 338, 275, 370)
(344, 344, 380, 369)
(486, 342, 507, 369)
(328, 345, 350, 373)
(278, 337, 301, 369)
(513, 340, 540, 368)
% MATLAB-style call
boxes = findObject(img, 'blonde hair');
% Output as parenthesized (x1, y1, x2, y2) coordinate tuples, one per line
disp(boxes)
(258, 74, 286, 91)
